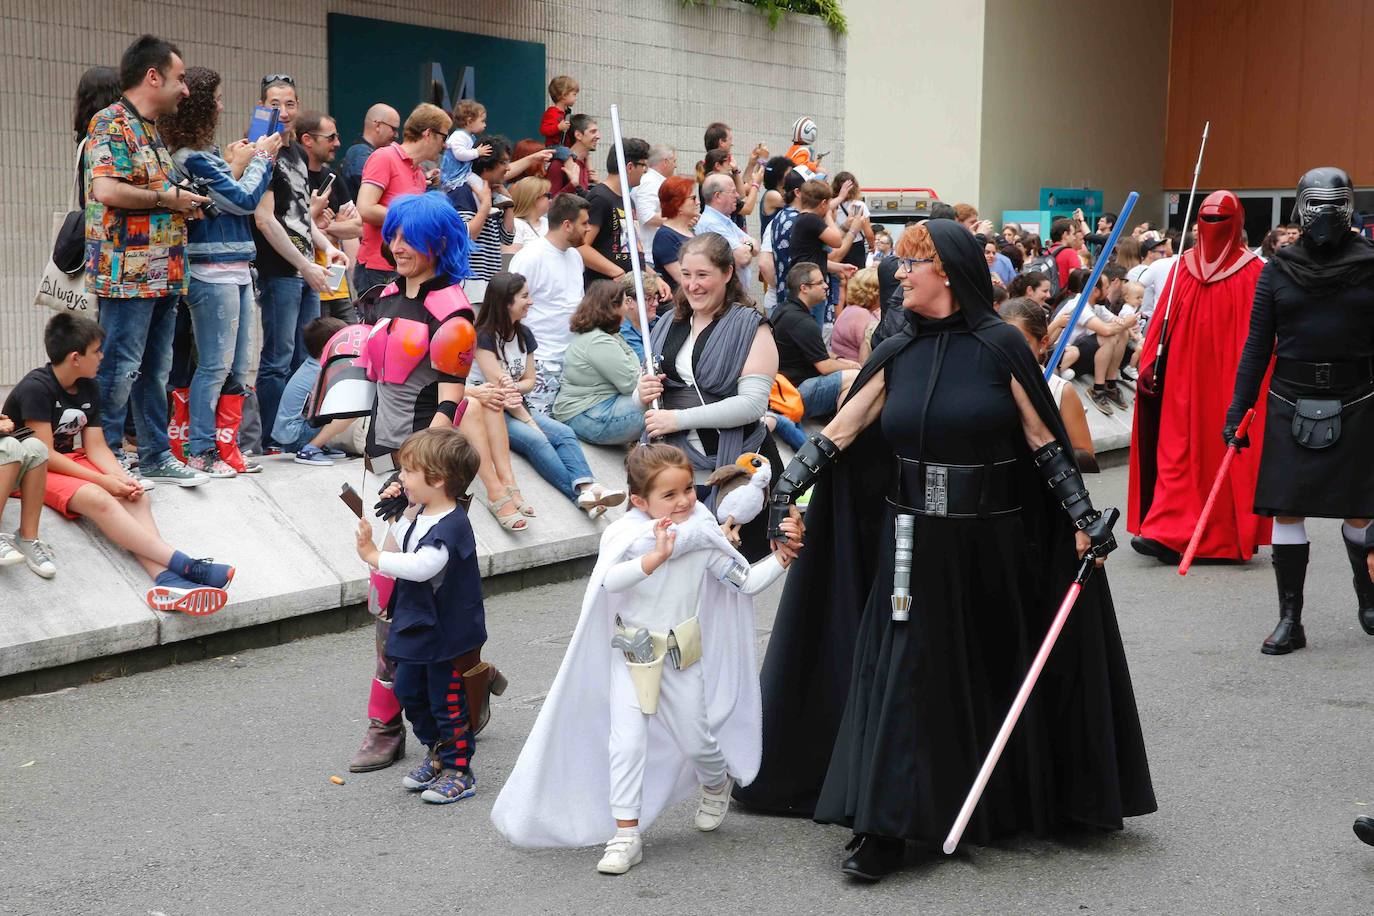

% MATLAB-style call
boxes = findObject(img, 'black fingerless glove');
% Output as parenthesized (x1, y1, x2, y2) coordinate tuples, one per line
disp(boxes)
(1033, 441, 1117, 558)
(1221, 423, 1250, 451)
(768, 432, 839, 540)
(375, 471, 408, 521)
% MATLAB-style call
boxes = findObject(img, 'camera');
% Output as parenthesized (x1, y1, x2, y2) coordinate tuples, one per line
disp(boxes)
(172, 176, 220, 219)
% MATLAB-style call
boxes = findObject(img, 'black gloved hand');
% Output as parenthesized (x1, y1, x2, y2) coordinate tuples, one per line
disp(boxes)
(1222, 423, 1250, 451)
(1081, 508, 1120, 560)
(375, 471, 408, 521)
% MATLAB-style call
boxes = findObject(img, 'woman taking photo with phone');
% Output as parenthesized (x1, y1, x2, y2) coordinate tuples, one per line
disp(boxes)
(161, 66, 281, 477)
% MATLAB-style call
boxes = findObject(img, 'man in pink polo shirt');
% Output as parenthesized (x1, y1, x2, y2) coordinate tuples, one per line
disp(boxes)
(353, 103, 451, 295)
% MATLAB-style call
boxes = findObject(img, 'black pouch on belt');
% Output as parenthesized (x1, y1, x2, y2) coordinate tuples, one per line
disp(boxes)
(1292, 398, 1342, 449)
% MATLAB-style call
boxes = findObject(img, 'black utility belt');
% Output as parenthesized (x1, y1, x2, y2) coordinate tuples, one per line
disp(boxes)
(888, 457, 1021, 519)
(1273, 356, 1374, 390)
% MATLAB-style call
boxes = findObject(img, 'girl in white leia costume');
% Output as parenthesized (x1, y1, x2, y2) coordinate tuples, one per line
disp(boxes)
(491, 443, 802, 874)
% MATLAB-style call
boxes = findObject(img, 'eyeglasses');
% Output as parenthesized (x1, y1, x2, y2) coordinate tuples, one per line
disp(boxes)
(308, 132, 339, 141)
(800, 278, 825, 288)
(376, 120, 400, 132)
(897, 257, 935, 272)
(260, 73, 295, 88)
(628, 160, 647, 168)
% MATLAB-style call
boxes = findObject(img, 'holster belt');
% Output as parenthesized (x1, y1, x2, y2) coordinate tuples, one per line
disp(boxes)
(888, 457, 1021, 519)
(1273, 356, 1374, 391)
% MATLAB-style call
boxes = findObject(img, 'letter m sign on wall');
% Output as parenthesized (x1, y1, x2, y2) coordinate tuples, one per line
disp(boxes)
(328, 14, 544, 146)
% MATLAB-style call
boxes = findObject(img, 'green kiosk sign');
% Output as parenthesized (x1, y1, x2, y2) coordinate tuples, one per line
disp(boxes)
(327, 14, 545, 147)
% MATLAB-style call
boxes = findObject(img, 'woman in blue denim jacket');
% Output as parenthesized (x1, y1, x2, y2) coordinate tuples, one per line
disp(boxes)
(161, 66, 280, 477)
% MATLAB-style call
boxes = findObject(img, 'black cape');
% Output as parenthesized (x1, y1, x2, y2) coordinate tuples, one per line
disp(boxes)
(736, 221, 1156, 842)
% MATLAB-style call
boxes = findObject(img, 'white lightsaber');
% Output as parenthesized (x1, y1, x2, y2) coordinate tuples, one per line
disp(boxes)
(608, 104, 655, 383)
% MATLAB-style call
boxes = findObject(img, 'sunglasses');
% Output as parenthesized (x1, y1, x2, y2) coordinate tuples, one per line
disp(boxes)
(260, 73, 295, 88)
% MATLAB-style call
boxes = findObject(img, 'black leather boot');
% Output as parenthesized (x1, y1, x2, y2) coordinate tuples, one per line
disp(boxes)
(1341, 532, 1374, 636)
(1355, 816, 1374, 846)
(1131, 536, 1182, 565)
(1262, 543, 1309, 655)
(841, 834, 905, 882)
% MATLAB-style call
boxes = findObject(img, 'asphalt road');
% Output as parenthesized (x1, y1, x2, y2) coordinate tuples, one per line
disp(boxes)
(3, 465, 1372, 915)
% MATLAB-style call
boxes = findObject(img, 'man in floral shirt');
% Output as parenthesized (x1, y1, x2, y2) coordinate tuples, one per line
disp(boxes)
(85, 34, 211, 486)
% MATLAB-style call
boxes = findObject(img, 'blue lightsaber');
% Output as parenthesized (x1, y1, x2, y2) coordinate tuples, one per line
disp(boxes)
(1043, 191, 1139, 381)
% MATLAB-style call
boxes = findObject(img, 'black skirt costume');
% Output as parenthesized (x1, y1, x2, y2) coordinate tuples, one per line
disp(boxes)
(738, 220, 1156, 846)
(1228, 244, 1374, 518)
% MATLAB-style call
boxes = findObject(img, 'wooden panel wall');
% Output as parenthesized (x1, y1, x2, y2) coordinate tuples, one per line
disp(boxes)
(1165, 0, 1374, 189)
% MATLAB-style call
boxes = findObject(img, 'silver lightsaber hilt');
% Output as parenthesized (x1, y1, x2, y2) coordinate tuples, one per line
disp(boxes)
(891, 513, 915, 622)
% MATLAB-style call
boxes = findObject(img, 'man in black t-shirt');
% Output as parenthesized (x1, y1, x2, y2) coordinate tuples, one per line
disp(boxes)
(251, 79, 350, 451)
(580, 138, 655, 288)
(300, 111, 364, 322)
(787, 179, 859, 326)
(3, 313, 236, 612)
(770, 263, 861, 419)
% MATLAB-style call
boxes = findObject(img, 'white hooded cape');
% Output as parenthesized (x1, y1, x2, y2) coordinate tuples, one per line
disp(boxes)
(490, 504, 762, 848)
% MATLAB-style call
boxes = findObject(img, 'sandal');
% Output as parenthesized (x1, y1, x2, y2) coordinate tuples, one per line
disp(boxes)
(577, 483, 626, 520)
(505, 485, 537, 517)
(483, 493, 529, 531)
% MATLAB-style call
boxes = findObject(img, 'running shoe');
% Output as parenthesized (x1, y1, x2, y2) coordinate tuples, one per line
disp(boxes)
(145, 571, 227, 616)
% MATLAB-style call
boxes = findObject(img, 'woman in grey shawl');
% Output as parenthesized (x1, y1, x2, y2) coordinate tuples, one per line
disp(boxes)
(640, 233, 781, 560)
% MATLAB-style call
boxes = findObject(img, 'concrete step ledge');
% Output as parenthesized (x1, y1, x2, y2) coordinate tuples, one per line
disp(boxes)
(1, 401, 1132, 682)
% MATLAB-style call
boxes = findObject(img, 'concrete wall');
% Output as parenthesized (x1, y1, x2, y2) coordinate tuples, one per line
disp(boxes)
(843, 0, 986, 203)
(0, 0, 845, 386)
(978, 0, 1171, 226)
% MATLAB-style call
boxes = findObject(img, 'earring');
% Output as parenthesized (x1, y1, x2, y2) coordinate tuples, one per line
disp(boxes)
(944, 280, 950, 287)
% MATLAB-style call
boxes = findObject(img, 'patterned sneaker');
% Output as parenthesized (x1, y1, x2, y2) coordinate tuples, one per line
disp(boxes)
(319, 445, 348, 460)
(420, 769, 476, 804)
(402, 756, 443, 791)
(141, 455, 209, 488)
(294, 445, 334, 467)
(14, 537, 57, 579)
(117, 450, 140, 473)
(145, 571, 227, 615)
(186, 449, 237, 479)
(0, 534, 24, 567)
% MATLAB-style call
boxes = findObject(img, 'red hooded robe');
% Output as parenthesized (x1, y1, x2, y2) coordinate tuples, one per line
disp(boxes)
(1128, 191, 1272, 559)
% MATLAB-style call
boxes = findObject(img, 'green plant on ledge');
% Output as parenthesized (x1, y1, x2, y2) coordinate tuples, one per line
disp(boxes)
(681, 0, 847, 34)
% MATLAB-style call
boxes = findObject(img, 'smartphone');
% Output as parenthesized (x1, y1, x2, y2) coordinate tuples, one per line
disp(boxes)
(247, 105, 281, 142)
(319, 172, 336, 200)
(340, 483, 365, 518)
(326, 263, 346, 291)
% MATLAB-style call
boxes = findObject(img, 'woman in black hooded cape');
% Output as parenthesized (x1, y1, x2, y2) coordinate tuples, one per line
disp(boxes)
(735, 219, 1155, 879)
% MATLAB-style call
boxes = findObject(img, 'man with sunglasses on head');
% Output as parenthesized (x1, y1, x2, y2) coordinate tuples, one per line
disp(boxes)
(250, 75, 349, 452)
(340, 103, 400, 198)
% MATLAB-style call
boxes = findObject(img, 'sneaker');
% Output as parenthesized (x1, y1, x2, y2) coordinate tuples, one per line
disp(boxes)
(294, 445, 334, 467)
(172, 551, 235, 589)
(420, 769, 476, 804)
(141, 456, 209, 488)
(117, 450, 140, 473)
(319, 445, 348, 460)
(596, 831, 643, 875)
(0, 534, 24, 567)
(186, 449, 237, 479)
(402, 756, 442, 791)
(1088, 387, 1115, 416)
(694, 777, 733, 831)
(14, 537, 57, 579)
(146, 571, 227, 615)
(1103, 384, 1128, 410)
(238, 458, 263, 474)
(1121, 365, 1139, 381)
(264, 446, 283, 457)
(1058, 368, 1076, 381)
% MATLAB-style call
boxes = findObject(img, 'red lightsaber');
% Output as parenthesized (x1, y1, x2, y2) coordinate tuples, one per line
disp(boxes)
(943, 509, 1119, 855)
(1178, 408, 1255, 576)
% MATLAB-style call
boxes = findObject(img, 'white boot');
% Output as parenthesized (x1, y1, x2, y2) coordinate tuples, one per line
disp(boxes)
(596, 830, 643, 875)
(694, 777, 733, 831)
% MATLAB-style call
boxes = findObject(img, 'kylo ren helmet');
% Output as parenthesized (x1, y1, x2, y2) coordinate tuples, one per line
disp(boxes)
(1292, 166, 1354, 248)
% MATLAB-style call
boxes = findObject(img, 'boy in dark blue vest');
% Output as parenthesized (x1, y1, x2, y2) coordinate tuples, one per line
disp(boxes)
(355, 427, 500, 804)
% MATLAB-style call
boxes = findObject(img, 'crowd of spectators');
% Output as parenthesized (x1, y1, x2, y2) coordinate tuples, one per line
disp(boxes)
(3, 32, 1314, 606)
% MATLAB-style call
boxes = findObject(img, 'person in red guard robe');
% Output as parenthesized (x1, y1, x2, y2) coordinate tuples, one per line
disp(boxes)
(1128, 190, 1271, 564)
